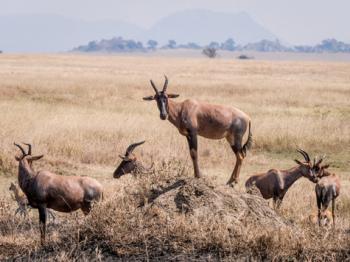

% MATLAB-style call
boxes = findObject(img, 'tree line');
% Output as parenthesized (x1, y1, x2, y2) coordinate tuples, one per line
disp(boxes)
(73, 37, 350, 53)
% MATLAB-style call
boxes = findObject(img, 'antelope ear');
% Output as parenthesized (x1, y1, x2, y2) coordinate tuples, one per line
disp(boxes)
(119, 155, 126, 160)
(294, 159, 304, 166)
(27, 155, 44, 161)
(168, 94, 179, 98)
(143, 96, 155, 101)
(322, 164, 330, 169)
(15, 156, 21, 161)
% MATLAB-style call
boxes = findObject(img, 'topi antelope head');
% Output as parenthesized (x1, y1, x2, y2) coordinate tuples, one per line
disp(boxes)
(113, 141, 153, 178)
(294, 149, 322, 183)
(143, 75, 179, 120)
(14, 142, 43, 166)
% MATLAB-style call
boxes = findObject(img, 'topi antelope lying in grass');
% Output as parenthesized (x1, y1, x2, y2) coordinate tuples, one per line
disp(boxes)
(9, 182, 56, 221)
(14, 142, 103, 245)
(143, 76, 252, 186)
(113, 141, 154, 178)
(314, 163, 340, 227)
(245, 149, 320, 209)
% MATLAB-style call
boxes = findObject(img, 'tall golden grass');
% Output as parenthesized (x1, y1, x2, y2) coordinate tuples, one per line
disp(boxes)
(0, 54, 349, 260)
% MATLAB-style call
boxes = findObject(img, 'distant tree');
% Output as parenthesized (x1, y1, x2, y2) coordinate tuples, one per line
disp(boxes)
(186, 42, 201, 49)
(72, 36, 146, 53)
(136, 41, 144, 49)
(147, 40, 158, 50)
(208, 41, 220, 49)
(0, 50, 2, 54)
(315, 39, 350, 52)
(167, 40, 177, 49)
(242, 39, 290, 52)
(202, 47, 217, 58)
(86, 40, 99, 52)
(221, 38, 236, 51)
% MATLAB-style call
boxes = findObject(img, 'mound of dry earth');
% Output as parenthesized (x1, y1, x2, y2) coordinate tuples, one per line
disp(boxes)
(143, 175, 290, 231)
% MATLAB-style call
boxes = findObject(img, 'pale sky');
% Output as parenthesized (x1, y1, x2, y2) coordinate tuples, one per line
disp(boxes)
(1, 0, 349, 45)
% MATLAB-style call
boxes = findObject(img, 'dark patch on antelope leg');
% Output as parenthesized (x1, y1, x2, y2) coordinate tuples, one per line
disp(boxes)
(227, 138, 244, 186)
(317, 196, 322, 226)
(186, 130, 201, 178)
(82, 201, 92, 215)
(276, 196, 284, 209)
(332, 199, 335, 227)
(38, 205, 47, 245)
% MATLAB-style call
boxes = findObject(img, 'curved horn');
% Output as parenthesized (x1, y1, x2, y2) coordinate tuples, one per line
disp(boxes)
(23, 143, 32, 155)
(297, 149, 310, 162)
(315, 154, 325, 166)
(125, 141, 145, 157)
(163, 75, 168, 92)
(14, 142, 26, 156)
(150, 80, 159, 95)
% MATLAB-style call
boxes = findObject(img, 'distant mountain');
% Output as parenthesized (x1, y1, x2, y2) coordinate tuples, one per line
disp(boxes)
(0, 10, 277, 52)
(145, 9, 276, 45)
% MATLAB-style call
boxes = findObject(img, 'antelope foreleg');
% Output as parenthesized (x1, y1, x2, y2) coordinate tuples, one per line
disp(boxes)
(38, 206, 47, 245)
(186, 131, 201, 178)
(332, 199, 335, 228)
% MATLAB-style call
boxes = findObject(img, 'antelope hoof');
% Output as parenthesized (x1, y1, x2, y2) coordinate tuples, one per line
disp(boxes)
(226, 179, 238, 187)
(194, 172, 202, 178)
(226, 181, 235, 188)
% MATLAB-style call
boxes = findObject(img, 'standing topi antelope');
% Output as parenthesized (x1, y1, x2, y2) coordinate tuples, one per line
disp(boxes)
(245, 149, 320, 209)
(143, 76, 252, 185)
(314, 163, 340, 227)
(14, 142, 103, 245)
(113, 141, 154, 178)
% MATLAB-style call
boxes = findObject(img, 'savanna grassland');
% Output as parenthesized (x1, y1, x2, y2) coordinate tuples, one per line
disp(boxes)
(0, 54, 349, 261)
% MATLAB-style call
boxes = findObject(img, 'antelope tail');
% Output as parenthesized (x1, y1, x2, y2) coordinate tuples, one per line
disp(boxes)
(242, 121, 253, 156)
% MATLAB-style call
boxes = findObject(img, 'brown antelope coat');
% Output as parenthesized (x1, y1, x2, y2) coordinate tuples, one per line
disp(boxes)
(315, 167, 340, 227)
(14, 143, 103, 245)
(245, 150, 319, 209)
(144, 76, 252, 185)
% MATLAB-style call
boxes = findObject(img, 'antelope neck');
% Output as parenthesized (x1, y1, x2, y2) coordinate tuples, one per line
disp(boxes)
(18, 159, 36, 191)
(282, 166, 304, 189)
(167, 99, 182, 128)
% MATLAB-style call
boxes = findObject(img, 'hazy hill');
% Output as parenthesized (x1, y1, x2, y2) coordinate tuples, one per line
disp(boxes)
(0, 10, 276, 52)
(146, 9, 276, 45)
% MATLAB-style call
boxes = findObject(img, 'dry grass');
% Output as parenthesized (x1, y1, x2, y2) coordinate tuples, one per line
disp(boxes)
(0, 54, 349, 260)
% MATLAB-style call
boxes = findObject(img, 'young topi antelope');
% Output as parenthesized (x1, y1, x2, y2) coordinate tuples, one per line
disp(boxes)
(308, 210, 333, 226)
(315, 164, 340, 227)
(9, 182, 29, 217)
(14, 142, 103, 245)
(143, 76, 252, 186)
(9, 182, 56, 221)
(113, 141, 153, 178)
(245, 149, 320, 209)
